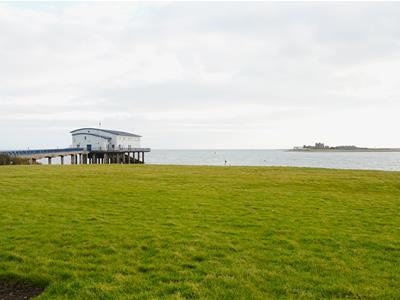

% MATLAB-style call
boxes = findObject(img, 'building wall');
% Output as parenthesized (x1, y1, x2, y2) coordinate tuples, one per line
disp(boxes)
(115, 136, 141, 149)
(72, 134, 109, 150)
(72, 129, 141, 150)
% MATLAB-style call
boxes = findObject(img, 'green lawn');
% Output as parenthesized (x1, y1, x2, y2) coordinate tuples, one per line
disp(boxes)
(0, 165, 399, 299)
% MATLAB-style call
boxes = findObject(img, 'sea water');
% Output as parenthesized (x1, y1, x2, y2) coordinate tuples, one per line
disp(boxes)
(147, 149, 400, 171)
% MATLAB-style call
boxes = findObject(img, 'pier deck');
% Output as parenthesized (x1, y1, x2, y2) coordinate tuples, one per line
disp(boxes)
(0, 148, 151, 165)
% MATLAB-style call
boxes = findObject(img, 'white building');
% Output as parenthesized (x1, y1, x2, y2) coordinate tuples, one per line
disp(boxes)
(71, 128, 142, 151)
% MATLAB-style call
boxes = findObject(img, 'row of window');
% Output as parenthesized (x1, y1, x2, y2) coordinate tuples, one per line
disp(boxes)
(82, 136, 139, 141)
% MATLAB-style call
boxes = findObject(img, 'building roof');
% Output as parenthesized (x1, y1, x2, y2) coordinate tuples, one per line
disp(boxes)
(70, 128, 142, 137)
(72, 132, 112, 140)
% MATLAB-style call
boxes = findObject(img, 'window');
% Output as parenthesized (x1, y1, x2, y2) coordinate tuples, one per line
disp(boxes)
(84, 136, 86, 140)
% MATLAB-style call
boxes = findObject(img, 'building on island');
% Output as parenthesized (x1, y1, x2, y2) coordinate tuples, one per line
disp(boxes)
(300, 142, 330, 150)
(314, 142, 327, 149)
(291, 142, 374, 152)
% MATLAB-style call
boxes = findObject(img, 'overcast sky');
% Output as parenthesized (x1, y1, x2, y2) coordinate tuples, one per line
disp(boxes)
(1, 2, 400, 149)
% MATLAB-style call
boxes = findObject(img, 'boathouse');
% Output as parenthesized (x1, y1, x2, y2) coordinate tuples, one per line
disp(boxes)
(0, 128, 151, 165)
(71, 128, 142, 151)
(70, 128, 150, 164)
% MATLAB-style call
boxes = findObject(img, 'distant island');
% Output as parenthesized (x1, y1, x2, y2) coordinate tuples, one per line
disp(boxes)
(290, 142, 400, 152)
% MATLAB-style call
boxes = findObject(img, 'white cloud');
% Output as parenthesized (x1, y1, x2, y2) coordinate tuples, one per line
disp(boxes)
(1, 2, 400, 149)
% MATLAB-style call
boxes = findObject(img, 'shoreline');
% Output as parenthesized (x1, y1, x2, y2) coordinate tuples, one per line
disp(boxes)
(288, 148, 400, 153)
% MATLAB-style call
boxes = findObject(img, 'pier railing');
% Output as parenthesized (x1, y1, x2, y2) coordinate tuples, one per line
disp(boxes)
(0, 147, 151, 165)
(91, 147, 151, 152)
(0, 148, 84, 157)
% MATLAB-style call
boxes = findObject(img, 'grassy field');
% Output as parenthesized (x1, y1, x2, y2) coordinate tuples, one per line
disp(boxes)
(0, 165, 399, 299)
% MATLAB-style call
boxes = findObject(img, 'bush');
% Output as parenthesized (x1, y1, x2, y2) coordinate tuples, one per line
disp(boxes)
(0, 154, 33, 165)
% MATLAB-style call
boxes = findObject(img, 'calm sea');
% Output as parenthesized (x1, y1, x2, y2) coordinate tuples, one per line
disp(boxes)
(146, 150, 400, 171)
